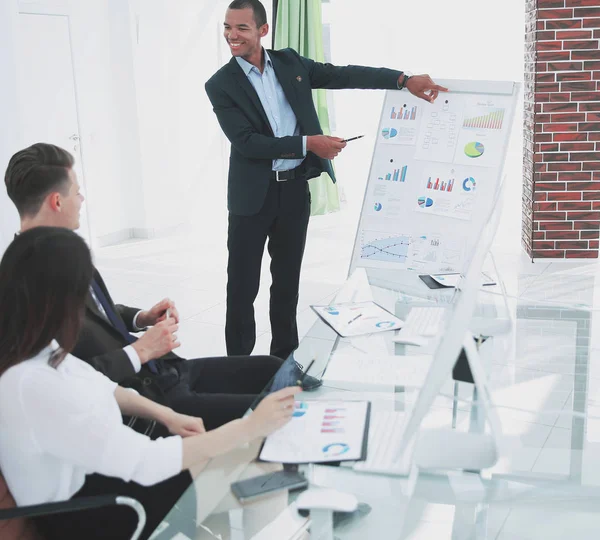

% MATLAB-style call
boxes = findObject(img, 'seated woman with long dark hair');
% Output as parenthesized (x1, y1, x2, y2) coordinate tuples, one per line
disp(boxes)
(0, 227, 300, 540)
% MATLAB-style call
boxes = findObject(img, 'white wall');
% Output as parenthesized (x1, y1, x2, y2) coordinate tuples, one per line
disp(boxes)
(6, 0, 523, 254)
(0, 0, 22, 254)
(106, 0, 146, 235)
(0, 0, 141, 246)
(127, 0, 232, 236)
(2, 0, 241, 249)
(1, 0, 283, 250)
(66, 0, 136, 241)
(327, 0, 525, 251)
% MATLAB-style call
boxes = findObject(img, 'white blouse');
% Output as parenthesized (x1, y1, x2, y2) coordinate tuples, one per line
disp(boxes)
(0, 341, 183, 507)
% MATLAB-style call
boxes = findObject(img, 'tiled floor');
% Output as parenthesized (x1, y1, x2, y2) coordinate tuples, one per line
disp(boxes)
(96, 210, 357, 361)
(96, 208, 600, 539)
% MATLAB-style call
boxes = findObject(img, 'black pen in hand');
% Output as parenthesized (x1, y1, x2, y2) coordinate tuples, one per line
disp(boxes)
(296, 359, 316, 387)
(342, 135, 365, 143)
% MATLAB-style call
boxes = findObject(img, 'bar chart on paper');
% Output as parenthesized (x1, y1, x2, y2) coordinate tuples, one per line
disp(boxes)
(463, 108, 505, 130)
(426, 176, 455, 192)
(378, 165, 408, 182)
(390, 105, 418, 121)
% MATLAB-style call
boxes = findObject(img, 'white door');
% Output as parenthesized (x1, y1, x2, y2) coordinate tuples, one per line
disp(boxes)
(16, 11, 92, 245)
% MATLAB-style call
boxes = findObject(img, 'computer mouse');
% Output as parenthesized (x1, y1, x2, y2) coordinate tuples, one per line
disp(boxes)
(392, 335, 428, 347)
(296, 488, 358, 513)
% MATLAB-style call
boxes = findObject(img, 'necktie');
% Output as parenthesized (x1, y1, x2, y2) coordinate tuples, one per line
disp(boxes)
(90, 279, 158, 374)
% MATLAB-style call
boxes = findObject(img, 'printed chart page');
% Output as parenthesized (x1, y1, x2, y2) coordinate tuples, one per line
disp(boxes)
(260, 401, 370, 464)
(350, 81, 517, 276)
(311, 301, 403, 337)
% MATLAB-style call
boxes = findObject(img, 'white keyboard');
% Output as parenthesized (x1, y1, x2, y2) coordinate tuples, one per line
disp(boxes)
(353, 411, 412, 476)
(401, 307, 445, 337)
(322, 354, 430, 390)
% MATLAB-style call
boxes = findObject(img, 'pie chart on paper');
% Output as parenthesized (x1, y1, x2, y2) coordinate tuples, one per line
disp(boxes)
(462, 177, 476, 192)
(417, 197, 434, 208)
(382, 127, 398, 139)
(464, 142, 485, 158)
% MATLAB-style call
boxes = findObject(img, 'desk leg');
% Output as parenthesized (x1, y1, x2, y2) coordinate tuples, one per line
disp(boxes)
(451, 503, 488, 540)
(308, 510, 334, 540)
(570, 312, 590, 481)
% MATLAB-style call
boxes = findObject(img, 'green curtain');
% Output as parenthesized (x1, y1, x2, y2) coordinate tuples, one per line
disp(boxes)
(274, 0, 341, 216)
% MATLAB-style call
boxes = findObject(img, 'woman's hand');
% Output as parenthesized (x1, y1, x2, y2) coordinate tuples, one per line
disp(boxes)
(248, 386, 302, 438)
(165, 411, 206, 437)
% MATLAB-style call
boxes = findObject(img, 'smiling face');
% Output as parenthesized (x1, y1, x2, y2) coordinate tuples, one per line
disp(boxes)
(223, 7, 268, 63)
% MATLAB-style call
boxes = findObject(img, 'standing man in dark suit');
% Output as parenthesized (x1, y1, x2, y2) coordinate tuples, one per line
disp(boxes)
(205, 0, 447, 359)
(4, 142, 318, 431)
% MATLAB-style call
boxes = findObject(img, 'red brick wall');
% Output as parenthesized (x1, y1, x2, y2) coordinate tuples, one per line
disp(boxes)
(523, 0, 600, 259)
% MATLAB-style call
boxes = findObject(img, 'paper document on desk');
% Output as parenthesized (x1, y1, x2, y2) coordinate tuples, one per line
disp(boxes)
(322, 353, 432, 391)
(311, 301, 403, 337)
(422, 272, 496, 289)
(259, 400, 370, 464)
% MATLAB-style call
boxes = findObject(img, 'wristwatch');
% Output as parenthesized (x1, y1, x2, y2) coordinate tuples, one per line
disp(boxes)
(398, 71, 413, 90)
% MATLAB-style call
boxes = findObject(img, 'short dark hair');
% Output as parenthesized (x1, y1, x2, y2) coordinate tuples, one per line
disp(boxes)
(4, 143, 74, 218)
(0, 227, 93, 373)
(228, 0, 267, 27)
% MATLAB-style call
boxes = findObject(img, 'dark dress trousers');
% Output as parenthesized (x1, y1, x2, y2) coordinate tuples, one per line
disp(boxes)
(205, 48, 402, 359)
(72, 269, 282, 431)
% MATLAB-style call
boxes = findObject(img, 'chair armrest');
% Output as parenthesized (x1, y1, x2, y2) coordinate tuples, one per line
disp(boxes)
(0, 495, 146, 540)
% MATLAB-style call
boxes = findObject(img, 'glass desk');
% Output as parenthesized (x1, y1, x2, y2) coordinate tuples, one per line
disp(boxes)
(152, 267, 600, 539)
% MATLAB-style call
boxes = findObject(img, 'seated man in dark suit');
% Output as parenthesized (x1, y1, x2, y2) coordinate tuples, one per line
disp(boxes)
(4, 143, 320, 431)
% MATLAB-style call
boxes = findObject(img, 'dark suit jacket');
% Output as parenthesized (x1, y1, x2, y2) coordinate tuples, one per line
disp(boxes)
(72, 269, 181, 403)
(205, 47, 402, 216)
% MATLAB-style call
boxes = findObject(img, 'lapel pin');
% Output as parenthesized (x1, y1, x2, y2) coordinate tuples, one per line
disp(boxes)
(296, 76, 302, 82)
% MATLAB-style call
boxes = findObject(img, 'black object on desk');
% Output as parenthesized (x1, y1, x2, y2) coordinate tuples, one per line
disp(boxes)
(419, 273, 497, 290)
(452, 337, 488, 384)
(419, 274, 453, 289)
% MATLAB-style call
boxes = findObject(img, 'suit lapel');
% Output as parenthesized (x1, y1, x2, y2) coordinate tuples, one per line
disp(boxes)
(269, 53, 303, 123)
(229, 58, 273, 135)
(86, 291, 104, 320)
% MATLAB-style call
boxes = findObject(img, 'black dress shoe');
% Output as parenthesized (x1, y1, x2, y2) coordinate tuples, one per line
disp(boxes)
(292, 361, 323, 391)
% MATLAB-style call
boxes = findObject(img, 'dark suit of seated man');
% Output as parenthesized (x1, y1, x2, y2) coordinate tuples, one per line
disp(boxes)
(4, 143, 290, 431)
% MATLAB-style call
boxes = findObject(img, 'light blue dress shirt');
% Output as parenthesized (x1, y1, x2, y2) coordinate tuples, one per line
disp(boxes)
(236, 50, 307, 172)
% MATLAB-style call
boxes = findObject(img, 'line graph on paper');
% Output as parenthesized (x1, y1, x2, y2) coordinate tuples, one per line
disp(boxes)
(360, 231, 411, 264)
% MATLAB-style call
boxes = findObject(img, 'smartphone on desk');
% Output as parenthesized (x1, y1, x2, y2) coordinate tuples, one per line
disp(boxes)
(231, 470, 308, 503)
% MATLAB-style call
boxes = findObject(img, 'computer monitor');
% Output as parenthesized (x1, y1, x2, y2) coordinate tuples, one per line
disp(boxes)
(248, 180, 507, 473)
(393, 178, 507, 468)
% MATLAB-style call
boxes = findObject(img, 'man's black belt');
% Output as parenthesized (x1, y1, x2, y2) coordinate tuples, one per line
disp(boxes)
(271, 164, 306, 182)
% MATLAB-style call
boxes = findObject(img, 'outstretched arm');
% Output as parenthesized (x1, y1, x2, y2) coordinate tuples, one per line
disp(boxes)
(293, 50, 447, 102)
